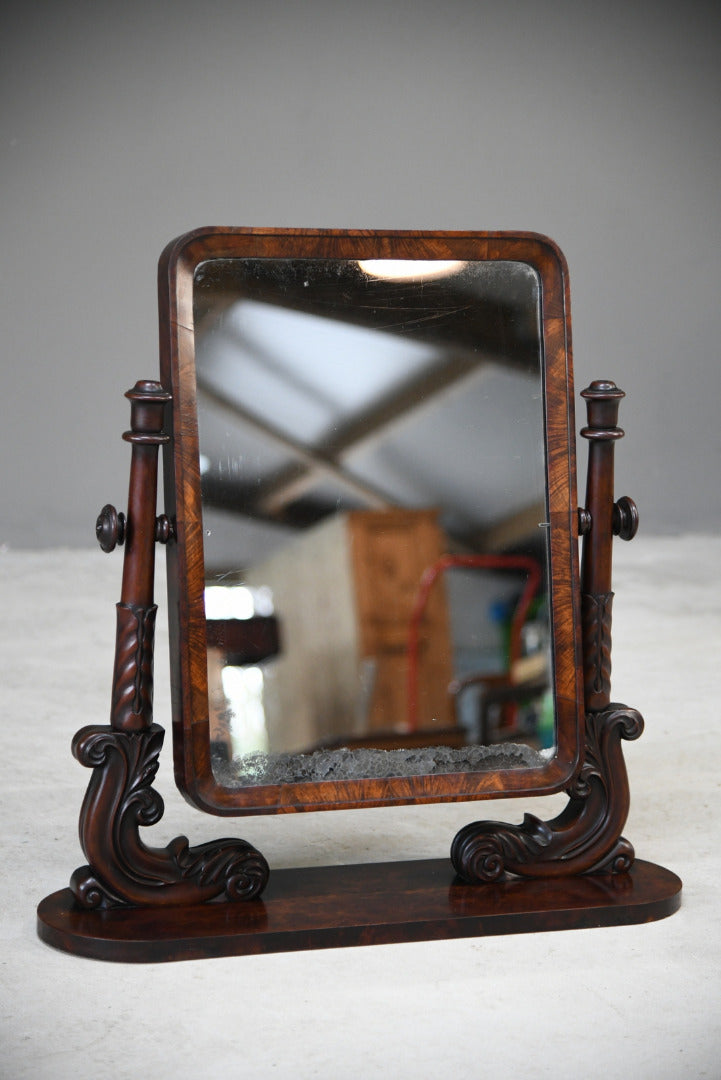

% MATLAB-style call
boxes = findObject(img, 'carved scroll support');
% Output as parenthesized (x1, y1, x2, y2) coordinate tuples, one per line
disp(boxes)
(70, 381, 269, 909)
(71, 724, 269, 909)
(452, 703, 643, 881)
(453, 380, 642, 884)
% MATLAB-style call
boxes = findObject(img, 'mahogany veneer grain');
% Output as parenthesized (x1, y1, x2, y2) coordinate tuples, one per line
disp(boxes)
(159, 228, 584, 814)
(37, 858, 681, 964)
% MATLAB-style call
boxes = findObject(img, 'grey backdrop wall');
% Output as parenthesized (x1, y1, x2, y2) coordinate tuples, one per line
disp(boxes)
(2, 0, 719, 547)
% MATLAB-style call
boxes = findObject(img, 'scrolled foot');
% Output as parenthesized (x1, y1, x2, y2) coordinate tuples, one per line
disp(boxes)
(71, 723, 269, 908)
(452, 704, 642, 884)
(451, 815, 552, 883)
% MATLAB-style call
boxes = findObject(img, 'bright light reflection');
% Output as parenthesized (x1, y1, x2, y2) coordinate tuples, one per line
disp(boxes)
(205, 585, 274, 620)
(357, 259, 466, 281)
(221, 666, 269, 756)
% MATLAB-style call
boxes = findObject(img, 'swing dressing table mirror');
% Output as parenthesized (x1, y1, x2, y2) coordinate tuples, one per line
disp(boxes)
(37, 229, 681, 962)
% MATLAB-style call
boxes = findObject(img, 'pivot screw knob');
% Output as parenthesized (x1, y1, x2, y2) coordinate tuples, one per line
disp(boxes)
(613, 496, 639, 541)
(96, 504, 126, 552)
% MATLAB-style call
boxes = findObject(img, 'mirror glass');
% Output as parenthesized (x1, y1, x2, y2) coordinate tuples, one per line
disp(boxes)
(191, 256, 554, 788)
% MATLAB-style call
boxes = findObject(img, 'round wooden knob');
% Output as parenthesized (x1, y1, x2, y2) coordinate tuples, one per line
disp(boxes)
(613, 496, 639, 541)
(96, 504, 126, 552)
(578, 507, 592, 535)
(154, 514, 172, 544)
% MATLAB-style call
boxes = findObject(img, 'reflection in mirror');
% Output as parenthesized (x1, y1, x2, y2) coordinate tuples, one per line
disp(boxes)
(193, 257, 553, 786)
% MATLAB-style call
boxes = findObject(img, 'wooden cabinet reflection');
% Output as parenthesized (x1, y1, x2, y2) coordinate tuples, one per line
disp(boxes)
(207, 509, 456, 758)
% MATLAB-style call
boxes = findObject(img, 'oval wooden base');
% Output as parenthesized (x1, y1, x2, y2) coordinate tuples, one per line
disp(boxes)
(37, 858, 681, 963)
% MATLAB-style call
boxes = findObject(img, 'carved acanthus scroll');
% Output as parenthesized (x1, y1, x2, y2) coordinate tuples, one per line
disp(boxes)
(452, 704, 643, 882)
(71, 724, 268, 909)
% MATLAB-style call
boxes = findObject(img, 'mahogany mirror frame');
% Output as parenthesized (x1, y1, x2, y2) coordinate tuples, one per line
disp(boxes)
(159, 227, 583, 815)
(36, 228, 681, 963)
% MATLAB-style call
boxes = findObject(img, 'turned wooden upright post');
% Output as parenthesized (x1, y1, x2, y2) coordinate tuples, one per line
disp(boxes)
(111, 380, 171, 732)
(451, 378, 642, 883)
(579, 380, 638, 712)
(67, 380, 269, 910)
